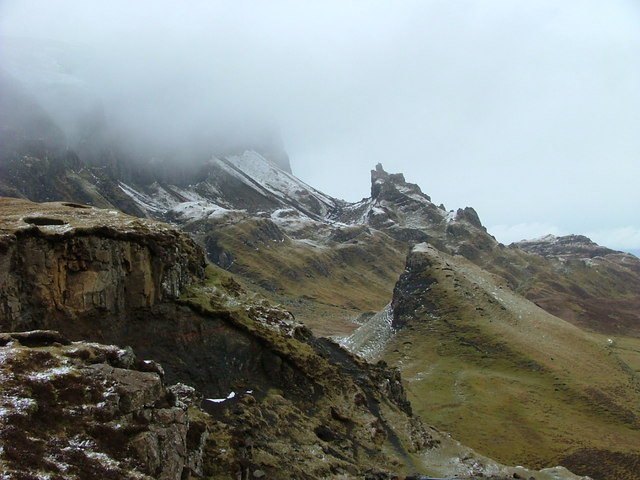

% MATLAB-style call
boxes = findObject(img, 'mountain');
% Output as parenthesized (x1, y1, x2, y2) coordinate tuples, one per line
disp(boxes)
(2, 73, 640, 478)
(344, 243, 640, 479)
(0, 197, 591, 480)
(510, 235, 640, 336)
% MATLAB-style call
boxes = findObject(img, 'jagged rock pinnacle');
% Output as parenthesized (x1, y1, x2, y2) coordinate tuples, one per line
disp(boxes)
(370, 164, 428, 201)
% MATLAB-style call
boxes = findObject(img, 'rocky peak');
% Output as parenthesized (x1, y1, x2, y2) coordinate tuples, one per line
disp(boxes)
(512, 234, 618, 260)
(370, 163, 430, 202)
(455, 206, 483, 228)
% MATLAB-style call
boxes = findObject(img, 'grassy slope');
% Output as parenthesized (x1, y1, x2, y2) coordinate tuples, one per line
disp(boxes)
(182, 264, 592, 480)
(381, 247, 640, 480)
(198, 218, 407, 337)
(478, 246, 640, 338)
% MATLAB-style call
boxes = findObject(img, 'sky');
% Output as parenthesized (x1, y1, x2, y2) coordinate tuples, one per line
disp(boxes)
(1, 0, 639, 254)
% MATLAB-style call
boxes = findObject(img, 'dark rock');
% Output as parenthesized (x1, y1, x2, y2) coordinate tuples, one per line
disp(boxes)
(9, 330, 71, 347)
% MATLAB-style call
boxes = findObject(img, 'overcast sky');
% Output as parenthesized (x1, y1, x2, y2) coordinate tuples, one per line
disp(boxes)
(1, 0, 639, 254)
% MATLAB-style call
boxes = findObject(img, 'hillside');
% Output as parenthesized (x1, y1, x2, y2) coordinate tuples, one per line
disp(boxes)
(0, 197, 596, 479)
(2, 88, 639, 478)
(344, 243, 640, 479)
(3, 125, 638, 340)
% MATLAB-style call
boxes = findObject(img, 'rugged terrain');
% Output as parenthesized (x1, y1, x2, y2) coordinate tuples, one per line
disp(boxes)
(2, 80, 639, 479)
(344, 243, 640, 479)
(511, 234, 640, 337)
(3, 125, 638, 341)
(1, 198, 593, 479)
(1, 151, 639, 479)
(0, 330, 208, 479)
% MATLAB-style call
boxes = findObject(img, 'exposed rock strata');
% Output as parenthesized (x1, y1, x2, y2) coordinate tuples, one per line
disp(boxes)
(0, 197, 205, 331)
(0, 199, 444, 478)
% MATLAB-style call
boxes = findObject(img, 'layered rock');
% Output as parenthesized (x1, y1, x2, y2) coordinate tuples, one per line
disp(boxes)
(0, 197, 205, 331)
(0, 199, 453, 478)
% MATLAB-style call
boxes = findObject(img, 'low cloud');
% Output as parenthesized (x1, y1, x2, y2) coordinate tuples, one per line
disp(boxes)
(586, 227, 640, 253)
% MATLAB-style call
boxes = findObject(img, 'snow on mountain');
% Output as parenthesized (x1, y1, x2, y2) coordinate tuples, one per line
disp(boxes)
(115, 150, 345, 234)
(219, 151, 337, 216)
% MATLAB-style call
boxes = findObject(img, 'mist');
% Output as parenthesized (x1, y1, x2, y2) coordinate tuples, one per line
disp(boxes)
(1, 0, 639, 253)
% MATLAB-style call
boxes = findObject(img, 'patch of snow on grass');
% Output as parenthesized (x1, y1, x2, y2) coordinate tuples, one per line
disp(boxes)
(339, 303, 395, 362)
(294, 238, 327, 249)
(0, 396, 38, 419)
(40, 224, 73, 234)
(168, 201, 235, 221)
(412, 243, 434, 254)
(28, 364, 74, 382)
(85, 450, 120, 469)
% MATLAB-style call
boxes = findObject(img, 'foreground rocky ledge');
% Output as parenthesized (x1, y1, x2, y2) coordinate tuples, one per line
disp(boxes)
(0, 197, 206, 331)
(0, 330, 207, 479)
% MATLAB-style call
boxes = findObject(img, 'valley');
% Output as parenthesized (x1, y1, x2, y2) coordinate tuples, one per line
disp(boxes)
(1, 147, 639, 478)
(2, 79, 640, 478)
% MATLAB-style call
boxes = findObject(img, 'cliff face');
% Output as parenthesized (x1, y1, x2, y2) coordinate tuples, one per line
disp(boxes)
(0, 197, 205, 331)
(0, 198, 451, 479)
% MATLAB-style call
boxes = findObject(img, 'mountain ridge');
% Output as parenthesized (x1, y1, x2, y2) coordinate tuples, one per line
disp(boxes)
(2, 84, 640, 478)
(0, 197, 595, 480)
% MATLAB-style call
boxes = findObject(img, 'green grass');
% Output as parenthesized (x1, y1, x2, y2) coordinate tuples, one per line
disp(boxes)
(199, 218, 407, 336)
(381, 248, 640, 480)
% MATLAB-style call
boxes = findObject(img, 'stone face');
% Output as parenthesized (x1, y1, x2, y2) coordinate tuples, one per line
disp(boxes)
(0, 197, 206, 331)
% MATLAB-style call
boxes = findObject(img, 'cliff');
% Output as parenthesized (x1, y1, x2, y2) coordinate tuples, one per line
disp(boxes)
(0, 198, 449, 479)
(0, 197, 205, 332)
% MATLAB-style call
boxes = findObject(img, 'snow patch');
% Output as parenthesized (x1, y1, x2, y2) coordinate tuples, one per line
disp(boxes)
(412, 243, 433, 254)
(205, 390, 252, 404)
(168, 201, 236, 221)
(0, 396, 38, 419)
(27, 363, 74, 382)
(118, 182, 164, 213)
(218, 151, 338, 217)
(339, 303, 395, 361)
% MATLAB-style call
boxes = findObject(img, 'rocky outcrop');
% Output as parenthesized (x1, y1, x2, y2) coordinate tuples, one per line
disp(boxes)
(0, 199, 447, 478)
(0, 330, 208, 480)
(512, 234, 619, 260)
(0, 197, 205, 331)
